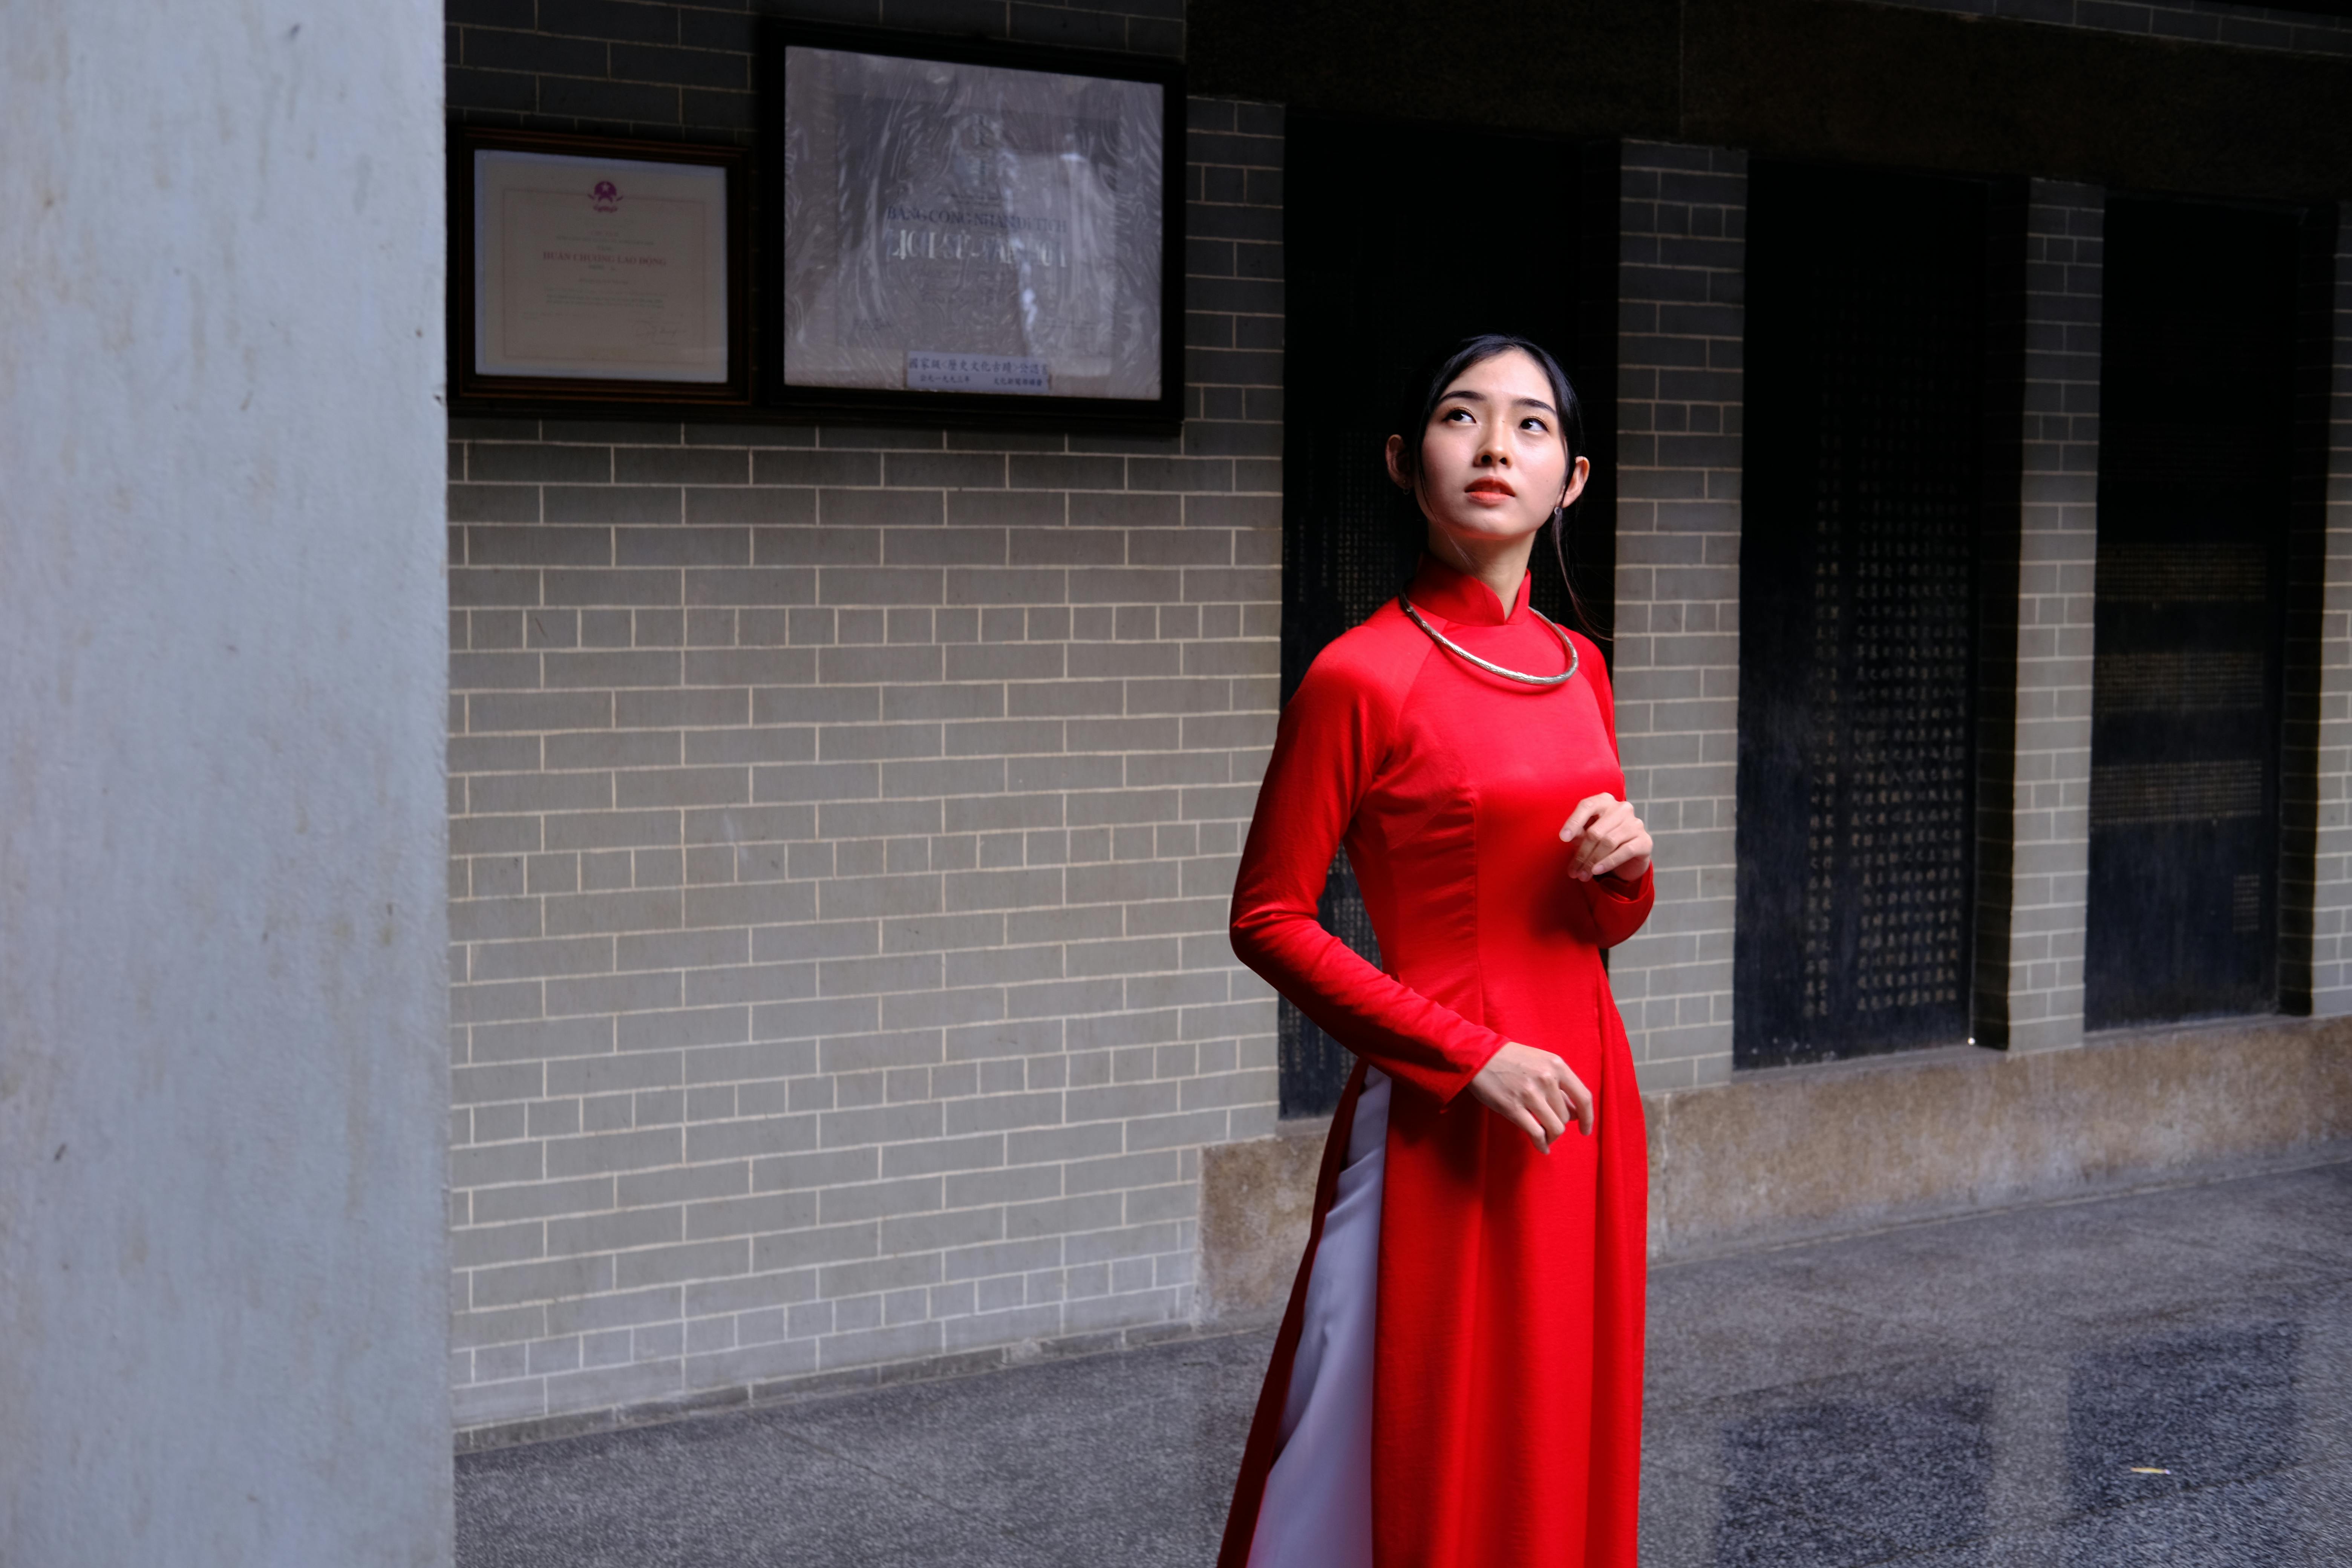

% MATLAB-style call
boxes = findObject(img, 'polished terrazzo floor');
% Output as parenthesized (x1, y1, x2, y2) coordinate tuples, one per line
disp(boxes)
(458, 1158, 2352, 1566)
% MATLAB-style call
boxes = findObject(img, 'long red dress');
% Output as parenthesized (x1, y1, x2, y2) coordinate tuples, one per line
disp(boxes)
(1216, 552, 1655, 1568)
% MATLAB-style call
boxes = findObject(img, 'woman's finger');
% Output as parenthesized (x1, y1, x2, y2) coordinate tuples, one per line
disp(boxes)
(1587, 830, 1652, 879)
(1509, 1103, 1552, 1154)
(1567, 1075, 1596, 1137)
(1542, 1076, 1572, 1133)
(1569, 815, 1602, 870)
(1575, 830, 1623, 879)
(1578, 812, 1628, 874)
(1527, 1089, 1567, 1146)
(1550, 1064, 1594, 1136)
(1582, 802, 1640, 870)
(1557, 793, 1613, 845)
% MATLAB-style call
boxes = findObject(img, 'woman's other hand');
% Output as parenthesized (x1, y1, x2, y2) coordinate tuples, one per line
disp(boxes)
(1469, 1041, 1594, 1153)
(1559, 793, 1652, 883)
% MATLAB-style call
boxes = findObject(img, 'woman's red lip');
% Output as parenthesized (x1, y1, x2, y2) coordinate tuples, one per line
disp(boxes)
(1465, 481, 1515, 495)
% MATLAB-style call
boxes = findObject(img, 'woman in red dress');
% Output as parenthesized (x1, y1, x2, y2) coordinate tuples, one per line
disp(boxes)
(1216, 335, 1656, 1568)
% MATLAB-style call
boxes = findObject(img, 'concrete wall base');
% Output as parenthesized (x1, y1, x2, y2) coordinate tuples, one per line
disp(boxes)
(1199, 1016, 2352, 1316)
(1197, 1115, 1328, 1324)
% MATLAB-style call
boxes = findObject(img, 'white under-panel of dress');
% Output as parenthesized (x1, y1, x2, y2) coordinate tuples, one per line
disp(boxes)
(1246, 1064, 1390, 1568)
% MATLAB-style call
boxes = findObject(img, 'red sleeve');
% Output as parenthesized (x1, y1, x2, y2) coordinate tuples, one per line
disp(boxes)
(1228, 646, 1512, 1110)
(1572, 637, 1656, 948)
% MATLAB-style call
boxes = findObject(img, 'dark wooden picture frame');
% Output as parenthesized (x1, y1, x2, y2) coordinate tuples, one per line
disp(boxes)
(759, 21, 1185, 433)
(448, 126, 752, 411)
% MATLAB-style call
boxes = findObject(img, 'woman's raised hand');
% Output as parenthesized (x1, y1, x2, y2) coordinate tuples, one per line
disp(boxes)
(1469, 1041, 1594, 1153)
(1559, 793, 1652, 883)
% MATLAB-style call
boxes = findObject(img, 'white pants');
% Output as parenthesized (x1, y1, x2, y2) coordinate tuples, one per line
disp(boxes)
(1247, 1066, 1390, 1568)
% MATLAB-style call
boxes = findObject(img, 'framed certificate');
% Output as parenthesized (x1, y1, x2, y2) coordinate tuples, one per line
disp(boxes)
(451, 128, 750, 407)
(765, 23, 1184, 429)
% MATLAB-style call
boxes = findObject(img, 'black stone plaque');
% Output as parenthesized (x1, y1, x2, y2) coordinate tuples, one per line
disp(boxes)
(2083, 198, 2300, 1029)
(1734, 164, 1995, 1067)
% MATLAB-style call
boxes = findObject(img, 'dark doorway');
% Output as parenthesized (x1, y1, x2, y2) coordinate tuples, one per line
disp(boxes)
(2081, 198, 2303, 1030)
(1733, 163, 2010, 1069)
(1276, 118, 1615, 1118)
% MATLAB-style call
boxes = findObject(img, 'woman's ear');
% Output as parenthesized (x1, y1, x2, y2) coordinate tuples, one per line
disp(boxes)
(1559, 453, 1592, 510)
(1384, 433, 1414, 493)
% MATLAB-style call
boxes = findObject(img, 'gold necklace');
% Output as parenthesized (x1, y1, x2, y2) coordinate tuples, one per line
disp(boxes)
(1397, 594, 1580, 687)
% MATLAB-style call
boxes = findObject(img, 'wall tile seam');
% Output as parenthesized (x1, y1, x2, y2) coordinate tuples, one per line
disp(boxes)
(447, 1041, 1246, 1073)
(452, 9, 1188, 67)
(446, 464, 1286, 484)
(446, 1222, 1199, 1268)
(449, 39, 739, 77)
(446, 1208, 1209, 1248)
(1188, 145, 1284, 166)
(449, 637, 1269, 661)
(450, 1237, 1213, 1288)
(1866, 0, 2352, 54)
(448, 1052, 1250, 1089)
(449, 1182, 1226, 1232)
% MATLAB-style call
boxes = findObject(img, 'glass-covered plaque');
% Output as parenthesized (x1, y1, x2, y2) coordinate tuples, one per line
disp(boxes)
(452, 129, 749, 407)
(475, 148, 730, 383)
(779, 40, 1170, 409)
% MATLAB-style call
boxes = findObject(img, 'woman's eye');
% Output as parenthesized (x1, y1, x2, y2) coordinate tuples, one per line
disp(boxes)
(1443, 408, 1473, 423)
(1521, 418, 1549, 432)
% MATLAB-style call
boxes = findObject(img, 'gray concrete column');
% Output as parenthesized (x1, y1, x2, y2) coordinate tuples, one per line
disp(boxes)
(0, 4, 452, 1563)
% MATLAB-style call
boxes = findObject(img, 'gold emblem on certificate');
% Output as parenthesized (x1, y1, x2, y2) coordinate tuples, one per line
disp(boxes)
(779, 41, 1170, 408)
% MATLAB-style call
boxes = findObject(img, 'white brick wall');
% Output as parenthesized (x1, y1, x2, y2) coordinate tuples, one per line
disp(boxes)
(444, 91, 1285, 1436)
(1609, 143, 1747, 1091)
(2004, 182, 2105, 1052)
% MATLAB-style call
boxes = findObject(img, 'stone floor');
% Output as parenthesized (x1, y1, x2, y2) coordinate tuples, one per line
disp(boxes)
(457, 1158, 2352, 1566)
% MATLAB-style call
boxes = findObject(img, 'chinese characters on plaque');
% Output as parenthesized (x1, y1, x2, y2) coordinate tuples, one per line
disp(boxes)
(779, 44, 1167, 404)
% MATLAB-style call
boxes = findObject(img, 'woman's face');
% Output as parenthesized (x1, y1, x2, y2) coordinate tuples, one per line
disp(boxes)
(1387, 347, 1589, 553)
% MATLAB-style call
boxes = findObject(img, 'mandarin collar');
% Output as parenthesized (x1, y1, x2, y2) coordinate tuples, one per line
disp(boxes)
(1405, 551, 1530, 627)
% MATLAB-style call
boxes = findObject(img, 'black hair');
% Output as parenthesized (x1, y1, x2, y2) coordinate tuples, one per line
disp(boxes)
(1390, 333, 1596, 635)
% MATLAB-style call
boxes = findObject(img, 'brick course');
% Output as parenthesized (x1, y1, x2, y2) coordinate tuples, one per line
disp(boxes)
(448, 0, 1185, 138)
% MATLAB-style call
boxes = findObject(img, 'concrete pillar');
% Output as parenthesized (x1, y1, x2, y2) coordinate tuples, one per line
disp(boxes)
(2004, 182, 2105, 1052)
(1610, 142, 1748, 1090)
(0, 4, 451, 1563)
